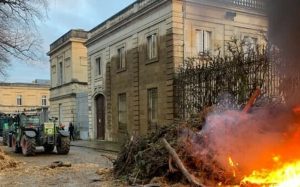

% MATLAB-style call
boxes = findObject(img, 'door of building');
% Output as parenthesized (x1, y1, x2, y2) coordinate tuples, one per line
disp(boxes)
(95, 94, 105, 140)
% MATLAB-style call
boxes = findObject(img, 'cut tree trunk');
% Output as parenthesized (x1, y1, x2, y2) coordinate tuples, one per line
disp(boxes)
(161, 138, 206, 187)
(242, 87, 261, 113)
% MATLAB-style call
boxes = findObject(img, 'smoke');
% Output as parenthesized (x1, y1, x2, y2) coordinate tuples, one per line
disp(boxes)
(267, 0, 300, 105)
(202, 105, 300, 176)
(267, 0, 300, 61)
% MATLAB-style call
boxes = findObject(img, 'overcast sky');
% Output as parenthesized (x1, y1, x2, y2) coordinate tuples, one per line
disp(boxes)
(6, 0, 135, 83)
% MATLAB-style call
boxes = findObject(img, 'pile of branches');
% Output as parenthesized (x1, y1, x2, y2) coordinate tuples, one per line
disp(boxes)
(113, 107, 236, 186)
(177, 130, 237, 186)
(113, 123, 179, 184)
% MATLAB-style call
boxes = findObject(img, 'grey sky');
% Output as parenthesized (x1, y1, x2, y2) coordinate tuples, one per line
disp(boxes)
(6, 0, 135, 83)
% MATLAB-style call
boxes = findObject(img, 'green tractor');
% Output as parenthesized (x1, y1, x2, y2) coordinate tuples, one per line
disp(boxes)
(11, 111, 70, 156)
(1, 116, 11, 146)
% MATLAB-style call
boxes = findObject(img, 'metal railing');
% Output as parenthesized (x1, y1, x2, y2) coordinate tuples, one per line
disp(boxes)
(175, 49, 283, 119)
(222, 0, 265, 9)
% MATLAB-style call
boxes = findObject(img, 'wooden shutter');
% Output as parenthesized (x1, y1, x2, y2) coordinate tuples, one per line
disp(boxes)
(197, 30, 204, 53)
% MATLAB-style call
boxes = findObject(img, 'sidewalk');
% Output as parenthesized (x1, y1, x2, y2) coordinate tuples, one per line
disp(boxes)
(70, 140, 121, 153)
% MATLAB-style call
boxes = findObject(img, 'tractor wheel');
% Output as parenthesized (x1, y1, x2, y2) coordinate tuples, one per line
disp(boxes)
(2, 131, 7, 146)
(21, 135, 36, 156)
(12, 135, 21, 153)
(44, 144, 55, 153)
(56, 136, 70, 154)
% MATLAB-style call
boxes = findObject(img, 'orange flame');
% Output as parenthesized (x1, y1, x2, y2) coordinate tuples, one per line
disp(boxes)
(292, 105, 300, 115)
(241, 105, 300, 186)
(241, 160, 300, 186)
(272, 155, 280, 163)
(228, 156, 238, 178)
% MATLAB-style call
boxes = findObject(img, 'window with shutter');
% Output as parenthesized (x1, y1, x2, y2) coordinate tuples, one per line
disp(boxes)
(243, 36, 258, 52)
(95, 57, 101, 75)
(147, 33, 158, 60)
(118, 93, 127, 132)
(148, 88, 158, 130)
(17, 95, 22, 106)
(58, 62, 63, 85)
(196, 30, 212, 54)
(41, 96, 47, 106)
(117, 47, 126, 70)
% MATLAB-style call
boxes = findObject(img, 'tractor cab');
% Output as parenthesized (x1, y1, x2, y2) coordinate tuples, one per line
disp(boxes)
(20, 114, 41, 128)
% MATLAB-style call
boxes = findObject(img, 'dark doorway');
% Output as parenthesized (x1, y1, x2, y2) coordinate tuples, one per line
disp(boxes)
(95, 94, 105, 140)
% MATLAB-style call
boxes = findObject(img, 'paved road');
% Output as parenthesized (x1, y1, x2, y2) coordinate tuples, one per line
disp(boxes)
(0, 145, 117, 187)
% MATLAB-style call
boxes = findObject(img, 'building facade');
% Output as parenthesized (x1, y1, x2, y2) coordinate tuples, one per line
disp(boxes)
(0, 83, 50, 114)
(48, 29, 89, 140)
(86, 0, 267, 141)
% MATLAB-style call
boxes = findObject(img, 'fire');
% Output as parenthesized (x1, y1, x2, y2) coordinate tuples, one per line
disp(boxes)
(193, 102, 300, 186)
(228, 156, 236, 177)
(240, 105, 300, 186)
(292, 105, 300, 115)
(272, 155, 280, 163)
(241, 160, 300, 186)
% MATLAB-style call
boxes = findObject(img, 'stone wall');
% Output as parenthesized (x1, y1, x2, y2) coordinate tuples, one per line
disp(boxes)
(50, 96, 76, 128)
(0, 84, 50, 114)
(87, 0, 173, 141)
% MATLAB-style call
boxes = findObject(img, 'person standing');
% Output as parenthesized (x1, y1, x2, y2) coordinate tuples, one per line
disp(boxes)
(68, 122, 75, 141)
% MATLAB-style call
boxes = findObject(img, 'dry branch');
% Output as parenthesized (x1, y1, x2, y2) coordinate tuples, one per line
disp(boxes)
(242, 87, 261, 113)
(116, 136, 134, 176)
(168, 155, 178, 173)
(161, 138, 206, 187)
(49, 161, 71, 169)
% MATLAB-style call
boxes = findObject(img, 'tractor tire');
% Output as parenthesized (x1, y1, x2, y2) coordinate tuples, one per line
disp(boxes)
(56, 136, 70, 155)
(2, 131, 7, 146)
(44, 144, 55, 153)
(21, 135, 36, 156)
(12, 135, 21, 153)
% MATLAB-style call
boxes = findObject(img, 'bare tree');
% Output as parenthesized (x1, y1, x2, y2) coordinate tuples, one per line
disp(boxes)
(0, 0, 48, 77)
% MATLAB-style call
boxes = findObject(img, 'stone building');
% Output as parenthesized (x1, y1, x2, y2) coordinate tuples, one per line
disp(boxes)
(0, 82, 50, 114)
(48, 29, 89, 139)
(86, 0, 267, 141)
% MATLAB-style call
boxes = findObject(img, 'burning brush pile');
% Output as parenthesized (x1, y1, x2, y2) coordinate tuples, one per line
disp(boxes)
(114, 89, 300, 186)
(0, 148, 19, 170)
(184, 99, 300, 186)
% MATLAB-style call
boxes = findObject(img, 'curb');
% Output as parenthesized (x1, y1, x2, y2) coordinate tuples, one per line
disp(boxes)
(70, 143, 119, 154)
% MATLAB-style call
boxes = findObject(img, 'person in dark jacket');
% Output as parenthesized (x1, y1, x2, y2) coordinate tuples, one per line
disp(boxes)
(68, 122, 75, 141)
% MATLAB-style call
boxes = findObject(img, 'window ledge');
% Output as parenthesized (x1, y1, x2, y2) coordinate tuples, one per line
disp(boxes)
(116, 68, 127, 73)
(145, 58, 159, 65)
(94, 75, 103, 79)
